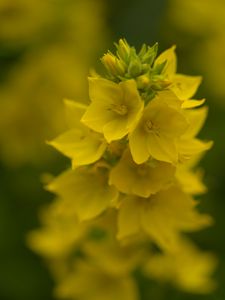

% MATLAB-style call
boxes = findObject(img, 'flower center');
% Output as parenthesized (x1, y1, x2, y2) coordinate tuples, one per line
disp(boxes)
(111, 104, 128, 116)
(144, 120, 154, 132)
(137, 164, 149, 176)
(144, 120, 160, 136)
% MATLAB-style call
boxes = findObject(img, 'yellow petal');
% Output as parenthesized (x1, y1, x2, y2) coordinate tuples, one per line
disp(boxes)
(47, 168, 118, 221)
(109, 149, 175, 197)
(140, 187, 212, 252)
(64, 99, 87, 128)
(145, 238, 217, 294)
(182, 98, 205, 109)
(103, 118, 130, 143)
(182, 106, 208, 139)
(151, 105, 188, 137)
(82, 101, 115, 133)
(153, 90, 182, 110)
(129, 127, 149, 164)
(56, 260, 139, 300)
(178, 138, 213, 161)
(176, 167, 207, 195)
(117, 196, 141, 240)
(147, 133, 178, 164)
(171, 74, 202, 100)
(48, 129, 107, 167)
(154, 45, 177, 78)
(88, 77, 122, 104)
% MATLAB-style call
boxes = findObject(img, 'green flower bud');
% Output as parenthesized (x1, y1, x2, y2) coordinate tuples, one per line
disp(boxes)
(116, 39, 130, 63)
(128, 57, 142, 77)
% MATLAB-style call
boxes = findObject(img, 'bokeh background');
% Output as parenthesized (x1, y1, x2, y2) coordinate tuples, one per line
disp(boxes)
(0, 0, 224, 299)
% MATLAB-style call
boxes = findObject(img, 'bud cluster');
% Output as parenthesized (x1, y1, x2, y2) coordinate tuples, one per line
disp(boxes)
(102, 39, 171, 101)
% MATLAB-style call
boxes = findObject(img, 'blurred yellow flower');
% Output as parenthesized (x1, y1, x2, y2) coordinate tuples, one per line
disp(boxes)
(117, 186, 212, 252)
(145, 238, 217, 293)
(28, 198, 85, 258)
(0, 0, 106, 166)
(178, 106, 213, 162)
(47, 166, 118, 221)
(55, 260, 139, 300)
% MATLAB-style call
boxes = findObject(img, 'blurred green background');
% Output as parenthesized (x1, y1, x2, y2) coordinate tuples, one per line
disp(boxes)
(0, 0, 225, 299)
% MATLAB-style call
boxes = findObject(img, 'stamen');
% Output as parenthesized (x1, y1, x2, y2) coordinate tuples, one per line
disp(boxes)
(111, 104, 128, 115)
(137, 164, 149, 176)
(144, 120, 160, 136)
(144, 120, 154, 132)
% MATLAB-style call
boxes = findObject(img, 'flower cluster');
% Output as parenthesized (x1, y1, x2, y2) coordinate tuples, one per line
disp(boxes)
(29, 39, 217, 299)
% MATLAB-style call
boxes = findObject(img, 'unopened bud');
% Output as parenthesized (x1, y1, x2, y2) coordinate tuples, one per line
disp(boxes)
(128, 57, 142, 77)
(117, 39, 130, 62)
(101, 53, 125, 77)
(136, 74, 150, 89)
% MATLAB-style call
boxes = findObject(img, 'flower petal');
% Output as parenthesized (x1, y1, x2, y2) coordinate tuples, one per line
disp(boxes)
(171, 74, 202, 100)
(47, 168, 118, 221)
(48, 129, 107, 167)
(147, 133, 178, 164)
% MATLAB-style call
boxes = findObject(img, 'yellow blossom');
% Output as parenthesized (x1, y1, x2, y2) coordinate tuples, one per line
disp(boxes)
(48, 100, 107, 168)
(144, 238, 217, 294)
(129, 90, 188, 164)
(117, 186, 212, 252)
(178, 106, 213, 162)
(176, 152, 207, 195)
(81, 210, 145, 277)
(28, 198, 85, 258)
(176, 166, 207, 195)
(55, 260, 139, 300)
(82, 78, 144, 142)
(155, 46, 202, 100)
(47, 167, 118, 221)
(109, 149, 175, 197)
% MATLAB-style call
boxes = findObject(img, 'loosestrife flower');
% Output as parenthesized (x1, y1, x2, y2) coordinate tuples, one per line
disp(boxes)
(30, 39, 216, 300)
(82, 78, 144, 142)
(48, 100, 107, 168)
(129, 90, 188, 164)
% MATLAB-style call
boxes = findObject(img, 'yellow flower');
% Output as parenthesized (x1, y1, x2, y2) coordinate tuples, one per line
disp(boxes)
(129, 90, 188, 164)
(109, 149, 175, 197)
(176, 153, 207, 195)
(176, 166, 207, 195)
(154, 46, 202, 100)
(144, 238, 217, 294)
(55, 260, 139, 300)
(27, 198, 85, 258)
(117, 186, 212, 252)
(47, 166, 118, 221)
(82, 78, 144, 142)
(178, 106, 213, 162)
(82, 210, 145, 277)
(48, 99, 107, 168)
